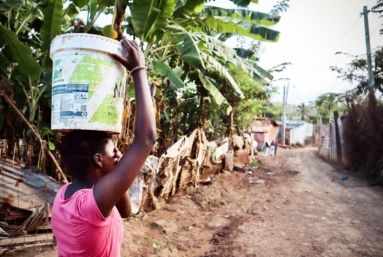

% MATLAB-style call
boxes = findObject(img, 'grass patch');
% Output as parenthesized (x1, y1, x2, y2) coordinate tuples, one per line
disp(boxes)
(250, 161, 259, 167)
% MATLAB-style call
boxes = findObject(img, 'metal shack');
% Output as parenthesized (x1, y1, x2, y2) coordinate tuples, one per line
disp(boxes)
(250, 119, 279, 151)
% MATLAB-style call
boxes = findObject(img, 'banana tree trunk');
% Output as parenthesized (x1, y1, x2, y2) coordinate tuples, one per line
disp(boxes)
(226, 109, 234, 137)
(172, 114, 178, 144)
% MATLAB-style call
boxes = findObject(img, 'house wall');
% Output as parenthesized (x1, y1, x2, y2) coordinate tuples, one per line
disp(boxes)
(253, 132, 268, 151)
(268, 126, 279, 144)
(290, 122, 314, 145)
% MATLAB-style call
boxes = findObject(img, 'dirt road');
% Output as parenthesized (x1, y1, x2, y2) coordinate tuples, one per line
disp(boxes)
(33, 146, 383, 256)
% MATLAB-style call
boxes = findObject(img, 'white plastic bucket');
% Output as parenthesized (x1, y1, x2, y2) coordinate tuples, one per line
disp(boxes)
(50, 33, 127, 133)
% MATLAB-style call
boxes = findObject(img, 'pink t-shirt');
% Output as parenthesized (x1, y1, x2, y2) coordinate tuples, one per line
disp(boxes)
(52, 183, 124, 257)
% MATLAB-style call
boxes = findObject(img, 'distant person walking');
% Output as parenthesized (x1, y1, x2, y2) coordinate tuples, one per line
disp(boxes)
(263, 141, 269, 156)
(270, 141, 275, 156)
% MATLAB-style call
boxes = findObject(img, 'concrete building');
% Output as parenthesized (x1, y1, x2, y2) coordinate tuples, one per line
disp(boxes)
(276, 120, 314, 145)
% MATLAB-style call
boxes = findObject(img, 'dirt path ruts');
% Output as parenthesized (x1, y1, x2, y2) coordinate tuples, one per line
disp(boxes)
(26, 147, 383, 256)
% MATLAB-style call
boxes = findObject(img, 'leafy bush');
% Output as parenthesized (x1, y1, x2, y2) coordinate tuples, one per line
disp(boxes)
(344, 89, 383, 185)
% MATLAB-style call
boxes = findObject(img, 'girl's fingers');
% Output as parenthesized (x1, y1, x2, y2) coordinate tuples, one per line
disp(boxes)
(109, 53, 128, 67)
(131, 40, 139, 47)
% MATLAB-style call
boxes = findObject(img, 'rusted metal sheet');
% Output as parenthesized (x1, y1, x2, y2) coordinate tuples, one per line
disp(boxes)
(0, 158, 62, 248)
(329, 122, 337, 162)
(0, 159, 62, 211)
(321, 125, 331, 137)
(341, 117, 349, 168)
(318, 119, 344, 163)
(319, 137, 330, 159)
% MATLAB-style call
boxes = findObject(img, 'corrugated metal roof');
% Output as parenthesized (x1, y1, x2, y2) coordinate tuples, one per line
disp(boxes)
(250, 119, 279, 133)
(0, 158, 63, 237)
(0, 159, 62, 210)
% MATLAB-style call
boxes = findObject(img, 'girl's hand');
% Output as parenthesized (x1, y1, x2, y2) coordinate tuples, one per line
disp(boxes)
(109, 40, 145, 71)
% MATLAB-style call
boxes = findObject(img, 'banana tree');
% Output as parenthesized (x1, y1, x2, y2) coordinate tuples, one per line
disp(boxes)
(123, 0, 280, 141)
(0, 0, 68, 179)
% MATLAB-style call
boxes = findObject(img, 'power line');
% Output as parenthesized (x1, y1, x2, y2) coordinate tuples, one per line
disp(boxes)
(339, 14, 363, 44)
(371, 21, 381, 36)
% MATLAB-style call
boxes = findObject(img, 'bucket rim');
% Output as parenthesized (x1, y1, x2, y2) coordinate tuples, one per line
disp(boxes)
(51, 33, 121, 46)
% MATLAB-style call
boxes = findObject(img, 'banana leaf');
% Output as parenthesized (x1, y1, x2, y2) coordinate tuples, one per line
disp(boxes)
(153, 61, 185, 88)
(0, 25, 41, 83)
(201, 16, 280, 42)
(72, 0, 87, 8)
(173, 31, 204, 68)
(198, 70, 232, 115)
(174, 0, 204, 18)
(234, 47, 254, 58)
(173, 30, 271, 83)
(86, 0, 114, 31)
(63, 3, 81, 22)
(202, 6, 280, 26)
(41, 0, 63, 51)
(131, 0, 176, 42)
(205, 0, 258, 8)
(200, 52, 244, 99)
(0, 0, 24, 12)
(230, 0, 258, 7)
(200, 34, 273, 80)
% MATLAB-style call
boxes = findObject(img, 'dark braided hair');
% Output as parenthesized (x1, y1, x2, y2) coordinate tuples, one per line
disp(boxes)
(58, 130, 111, 180)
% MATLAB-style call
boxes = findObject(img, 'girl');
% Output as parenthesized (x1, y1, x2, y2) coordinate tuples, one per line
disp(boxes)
(51, 39, 156, 257)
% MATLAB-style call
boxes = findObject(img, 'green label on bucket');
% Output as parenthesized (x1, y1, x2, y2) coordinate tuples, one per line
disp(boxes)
(51, 51, 126, 131)
(53, 60, 63, 79)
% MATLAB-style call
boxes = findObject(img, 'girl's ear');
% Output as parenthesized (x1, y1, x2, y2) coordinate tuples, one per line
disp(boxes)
(93, 153, 103, 167)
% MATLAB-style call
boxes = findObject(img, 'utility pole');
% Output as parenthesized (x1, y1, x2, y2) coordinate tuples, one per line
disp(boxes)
(285, 83, 290, 106)
(363, 6, 374, 87)
(282, 83, 289, 146)
(282, 86, 286, 146)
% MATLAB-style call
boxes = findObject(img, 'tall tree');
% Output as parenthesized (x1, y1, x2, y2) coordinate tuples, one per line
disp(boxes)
(315, 93, 345, 124)
(297, 103, 310, 121)
(330, 48, 383, 95)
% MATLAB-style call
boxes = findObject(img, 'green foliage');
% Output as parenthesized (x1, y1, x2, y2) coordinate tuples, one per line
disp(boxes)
(174, 0, 204, 17)
(40, 0, 63, 51)
(269, 0, 290, 15)
(314, 93, 346, 124)
(330, 47, 383, 95)
(371, 0, 383, 35)
(201, 6, 280, 26)
(153, 61, 185, 89)
(198, 70, 232, 114)
(229, 65, 275, 126)
(261, 100, 281, 119)
(250, 161, 259, 167)
(131, 0, 176, 42)
(0, 26, 41, 84)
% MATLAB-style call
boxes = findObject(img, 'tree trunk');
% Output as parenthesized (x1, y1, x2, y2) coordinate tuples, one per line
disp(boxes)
(226, 109, 234, 137)
(334, 111, 342, 163)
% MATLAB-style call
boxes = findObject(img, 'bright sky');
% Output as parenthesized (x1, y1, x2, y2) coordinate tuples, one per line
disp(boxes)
(211, 0, 382, 105)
